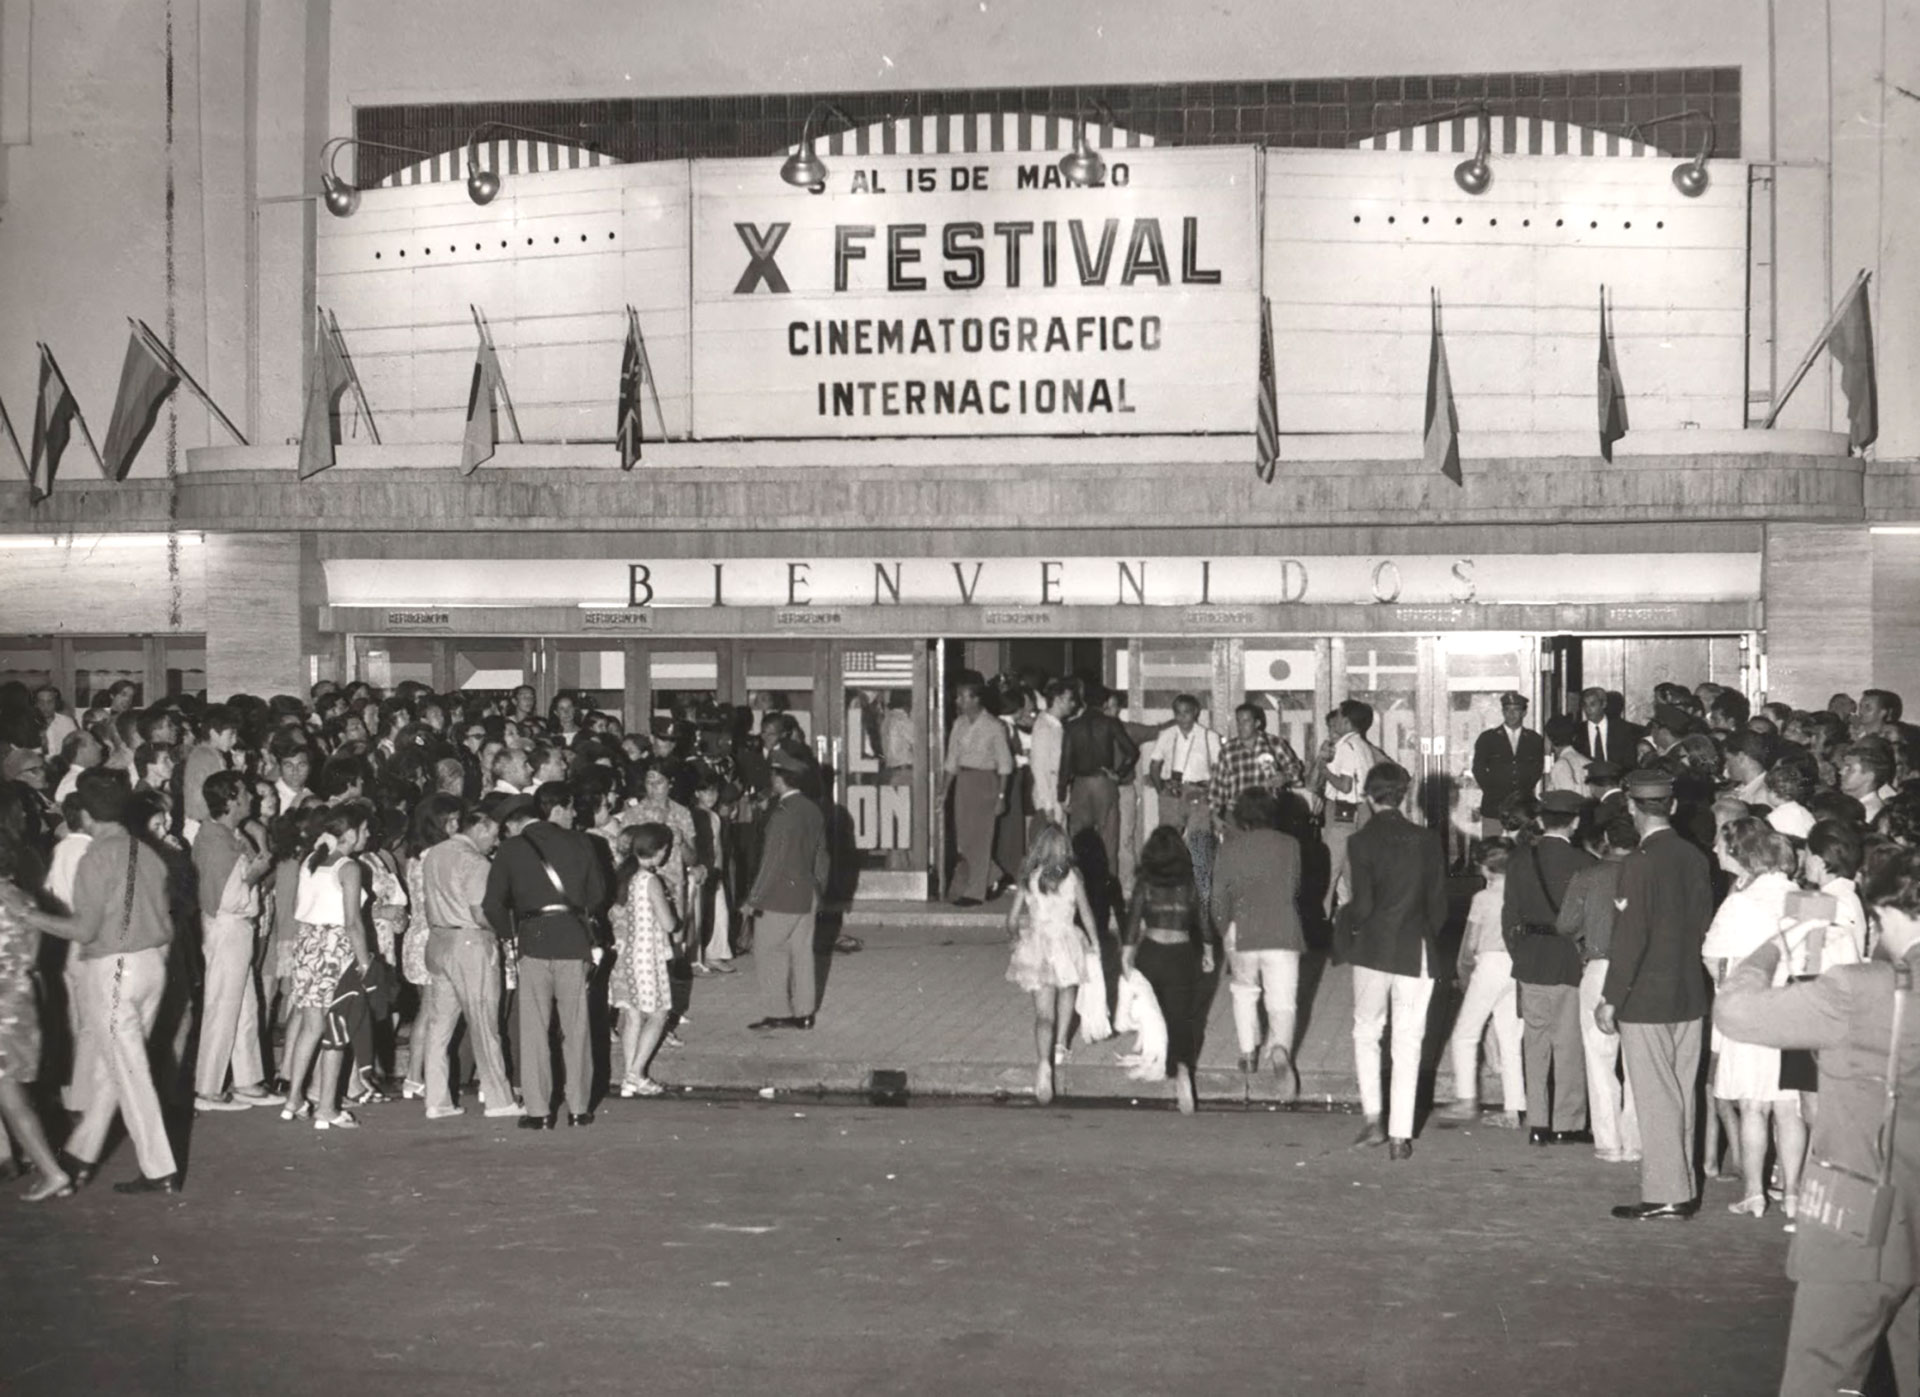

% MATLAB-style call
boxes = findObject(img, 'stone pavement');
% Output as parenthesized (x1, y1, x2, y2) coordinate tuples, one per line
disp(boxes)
(648, 912, 1496, 1109)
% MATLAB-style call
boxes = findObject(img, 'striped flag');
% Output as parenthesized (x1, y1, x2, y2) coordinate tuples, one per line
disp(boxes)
(1597, 285, 1628, 461)
(30, 345, 90, 503)
(461, 310, 512, 476)
(616, 306, 649, 470)
(102, 323, 180, 481)
(298, 313, 353, 479)
(0, 395, 25, 490)
(843, 651, 916, 687)
(1827, 274, 1877, 451)
(1254, 296, 1279, 482)
(1423, 290, 1461, 486)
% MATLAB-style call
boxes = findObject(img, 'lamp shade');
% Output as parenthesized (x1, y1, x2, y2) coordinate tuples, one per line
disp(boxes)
(781, 141, 828, 189)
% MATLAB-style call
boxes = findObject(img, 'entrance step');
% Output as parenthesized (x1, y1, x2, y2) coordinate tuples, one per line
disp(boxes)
(838, 893, 1015, 940)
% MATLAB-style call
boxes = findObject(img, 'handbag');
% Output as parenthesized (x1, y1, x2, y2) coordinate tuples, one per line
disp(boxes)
(1509, 844, 1582, 984)
(1800, 960, 1909, 1248)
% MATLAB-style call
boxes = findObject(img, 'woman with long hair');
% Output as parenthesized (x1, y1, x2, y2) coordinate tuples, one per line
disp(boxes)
(399, 793, 462, 1101)
(1703, 816, 1809, 1218)
(610, 822, 678, 1098)
(282, 801, 375, 1129)
(0, 827, 95, 1199)
(1005, 819, 1098, 1105)
(1122, 825, 1217, 1114)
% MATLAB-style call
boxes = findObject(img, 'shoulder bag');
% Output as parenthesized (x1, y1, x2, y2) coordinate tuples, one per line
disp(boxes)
(1800, 960, 1909, 1248)
(522, 826, 602, 966)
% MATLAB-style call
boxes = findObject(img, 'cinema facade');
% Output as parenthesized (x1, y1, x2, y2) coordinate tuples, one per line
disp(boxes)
(2, 12, 1915, 900)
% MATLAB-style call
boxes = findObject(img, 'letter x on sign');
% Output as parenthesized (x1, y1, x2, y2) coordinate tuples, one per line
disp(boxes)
(734, 222, 792, 294)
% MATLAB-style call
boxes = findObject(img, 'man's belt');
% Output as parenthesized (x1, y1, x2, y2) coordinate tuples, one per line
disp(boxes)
(524, 903, 574, 918)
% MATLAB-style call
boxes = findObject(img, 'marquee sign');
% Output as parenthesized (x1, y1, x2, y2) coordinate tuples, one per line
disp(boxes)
(323, 553, 1761, 611)
(690, 147, 1260, 438)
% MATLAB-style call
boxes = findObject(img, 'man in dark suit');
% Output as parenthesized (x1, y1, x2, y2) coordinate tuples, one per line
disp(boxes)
(1472, 691, 1547, 835)
(1572, 687, 1642, 770)
(1336, 760, 1447, 1160)
(1504, 789, 1597, 1144)
(743, 745, 829, 1030)
(483, 784, 608, 1129)
(1596, 769, 1715, 1220)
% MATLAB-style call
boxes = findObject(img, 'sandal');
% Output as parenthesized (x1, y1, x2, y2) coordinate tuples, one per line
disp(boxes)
(23, 1171, 75, 1203)
(1727, 1194, 1768, 1217)
(708, 961, 738, 975)
(280, 1099, 315, 1122)
(689, 962, 713, 976)
(314, 1109, 360, 1131)
(630, 1078, 666, 1097)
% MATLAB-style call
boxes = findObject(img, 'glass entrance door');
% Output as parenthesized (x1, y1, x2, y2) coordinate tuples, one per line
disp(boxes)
(828, 641, 930, 900)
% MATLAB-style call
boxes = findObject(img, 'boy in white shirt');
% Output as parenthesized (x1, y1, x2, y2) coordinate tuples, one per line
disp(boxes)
(1439, 840, 1525, 1128)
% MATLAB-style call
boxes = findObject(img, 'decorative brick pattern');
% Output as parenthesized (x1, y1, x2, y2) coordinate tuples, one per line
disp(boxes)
(355, 68, 1738, 186)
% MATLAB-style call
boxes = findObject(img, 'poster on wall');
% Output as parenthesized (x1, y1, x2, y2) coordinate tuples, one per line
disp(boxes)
(691, 147, 1259, 437)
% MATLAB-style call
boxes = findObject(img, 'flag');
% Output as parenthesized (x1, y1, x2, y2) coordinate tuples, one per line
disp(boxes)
(1254, 296, 1279, 483)
(617, 308, 645, 470)
(30, 346, 82, 503)
(1423, 291, 1460, 485)
(101, 325, 180, 481)
(297, 315, 353, 479)
(1597, 286, 1628, 462)
(0, 396, 25, 488)
(461, 334, 506, 476)
(1827, 275, 1877, 451)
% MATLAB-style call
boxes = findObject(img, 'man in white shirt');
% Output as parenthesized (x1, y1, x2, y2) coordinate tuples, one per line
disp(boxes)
(1026, 679, 1074, 827)
(1146, 693, 1223, 896)
(490, 747, 533, 795)
(1543, 716, 1592, 795)
(46, 793, 95, 1112)
(1310, 700, 1388, 918)
(36, 686, 77, 758)
(1839, 738, 1895, 823)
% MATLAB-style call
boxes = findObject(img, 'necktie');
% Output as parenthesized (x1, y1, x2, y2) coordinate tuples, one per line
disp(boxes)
(1590, 722, 1604, 762)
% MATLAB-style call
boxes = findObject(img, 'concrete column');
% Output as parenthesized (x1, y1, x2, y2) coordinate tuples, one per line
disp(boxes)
(204, 532, 305, 698)
(1764, 522, 1871, 708)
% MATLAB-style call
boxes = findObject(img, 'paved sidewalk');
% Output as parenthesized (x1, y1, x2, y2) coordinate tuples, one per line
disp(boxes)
(651, 920, 1498, 1110)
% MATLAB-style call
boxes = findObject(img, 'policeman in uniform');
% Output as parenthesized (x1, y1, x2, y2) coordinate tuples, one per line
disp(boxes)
(1596, 768, 1715, 1220)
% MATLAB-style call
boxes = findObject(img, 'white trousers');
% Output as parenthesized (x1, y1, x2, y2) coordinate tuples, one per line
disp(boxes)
(1228, 948, 1300, 1056)
(1448, 950, 1525, 1112)
(194, 912, 264, 1098)
(1579, 959, 1642, 1156)
(1352, 959, 1435, 1139)
(67, 949, 178, 1179)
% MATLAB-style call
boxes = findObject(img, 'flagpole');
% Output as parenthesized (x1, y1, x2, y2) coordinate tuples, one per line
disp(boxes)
(41, 344, 107, 472)
(631, 305, 669, 442)
(472, 305, 523, 443)
(1763, 268, 1870, 428)
(132, 319, 249, 445)
(327, 310, 381, 446)
(0, 395, 24, 478)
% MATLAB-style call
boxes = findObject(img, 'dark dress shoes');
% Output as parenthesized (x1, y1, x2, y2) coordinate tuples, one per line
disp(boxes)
(568, 1112, 595, 1127)
(1387, 1138, 1413, 1161)
(789, 1015, 815, 1030)
(112, 1172, 181, 1196)
(1611, 1200, 1700, 1221)
(57, 1151, 96, 1188)
(1552, 1129, 1595, 1145)
(748, 1018, 788, 1031)
(517, 1114, 553, 1131)
(1528, 1127, 1554, 1146)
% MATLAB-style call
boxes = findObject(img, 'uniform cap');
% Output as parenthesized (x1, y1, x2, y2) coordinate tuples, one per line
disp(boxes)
(1623, 769, 1674, 799)
(1539, 789, 1588, 814)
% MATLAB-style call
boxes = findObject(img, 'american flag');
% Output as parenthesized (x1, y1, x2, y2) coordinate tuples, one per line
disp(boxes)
(843, 651, 915, 687)
(1254, 295, 1279, 483)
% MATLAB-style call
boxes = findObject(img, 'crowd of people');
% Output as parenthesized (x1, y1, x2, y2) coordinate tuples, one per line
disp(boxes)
(0, 677, 837, 1200)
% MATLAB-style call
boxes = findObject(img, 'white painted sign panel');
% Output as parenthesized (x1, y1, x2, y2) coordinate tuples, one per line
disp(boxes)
(324, 553, 1760, 611)
(691, 147, 1260, 438)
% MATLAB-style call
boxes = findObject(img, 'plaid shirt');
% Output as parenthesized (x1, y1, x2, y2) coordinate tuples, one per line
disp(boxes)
(1209, 732, 1306, 820)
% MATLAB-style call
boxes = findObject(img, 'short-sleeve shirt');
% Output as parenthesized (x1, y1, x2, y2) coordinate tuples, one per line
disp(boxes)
(1325, 732, 1384, 801)
(1148, 725, 1221, 785)
(943, 711, 1014, 776)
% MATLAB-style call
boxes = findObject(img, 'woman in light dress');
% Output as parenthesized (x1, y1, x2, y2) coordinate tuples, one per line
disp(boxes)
(1702, 817, 1808, 1219)
(283, 802, 374, 1130)
(1005, 821, 1099, 1106)
(611, 822, 679, 1098)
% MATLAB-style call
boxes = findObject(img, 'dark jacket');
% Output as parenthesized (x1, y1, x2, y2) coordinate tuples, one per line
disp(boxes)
(1717, 946, 1920, 1285)
(1502, 833, 1596, 986)
(1210, 827, 1305, 953)
(1335, 808, 1447, 977)
(1600, 825, 1713, 1023)
(482, 820, 607, 961)
(747, 790, 828, 915)
(1573, 715, 1642, 768)
(1472, 724, 1547, 819)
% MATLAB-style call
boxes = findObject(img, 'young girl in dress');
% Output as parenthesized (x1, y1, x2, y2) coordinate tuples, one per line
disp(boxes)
(282, 802, 374, 1129)
(1005, 821, 1099, 1106)
(611, 822, 679, 1097)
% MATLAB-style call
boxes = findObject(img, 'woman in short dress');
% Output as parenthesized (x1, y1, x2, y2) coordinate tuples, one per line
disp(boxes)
(398, 794, 460, 1101)
(281, 802, 373, 1130)
(611, 822, 678, 1098)
(0, 826, 94, 1200)
(1005, 821, 1098, 1106)
(1702, 817, 1807, 1219)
